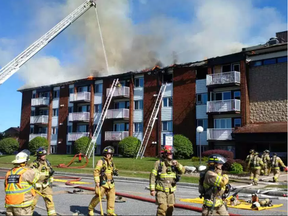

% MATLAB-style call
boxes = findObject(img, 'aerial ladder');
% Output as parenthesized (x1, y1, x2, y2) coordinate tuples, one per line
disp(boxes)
(136, 84, 167, 159)
(0, 0, 97, 85)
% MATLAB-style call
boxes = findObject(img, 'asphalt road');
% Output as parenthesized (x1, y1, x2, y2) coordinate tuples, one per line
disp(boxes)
(0, 171, 287, 215)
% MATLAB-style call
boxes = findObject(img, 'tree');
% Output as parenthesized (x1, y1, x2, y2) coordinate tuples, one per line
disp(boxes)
(173, 134, 193, 159)
(119, 136, 140, 157)
(74, 137, 91, 154)
(0, 138, 19, 154)
(28, 137, 49, 155)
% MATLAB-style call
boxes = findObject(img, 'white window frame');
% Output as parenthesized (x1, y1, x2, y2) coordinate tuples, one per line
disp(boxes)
(162, 121, 173, 132)
(134, 123, 143, 132)
(214, 118, 232, 128)
(162, 97, 173, 107)
(134, 100, 143, 110)
(135, 77, 144, 88)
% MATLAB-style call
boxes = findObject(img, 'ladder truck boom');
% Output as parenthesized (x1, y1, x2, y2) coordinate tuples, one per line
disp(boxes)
(0, 0, 96, 85)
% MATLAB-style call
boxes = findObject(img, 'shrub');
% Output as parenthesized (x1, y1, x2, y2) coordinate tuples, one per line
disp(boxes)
(202, 149, 234, 159)
(119, 136, 140, 157)
(231, 162, 243, 174)
(191, 156, 209, 162)
(173, 134, 193, 159)
(0, 138, 19, 154)
(223, 158, 235, 171)
(28, 137, 49, 155)
(235, 159, 247, 171)
(74, 137, 91, 154)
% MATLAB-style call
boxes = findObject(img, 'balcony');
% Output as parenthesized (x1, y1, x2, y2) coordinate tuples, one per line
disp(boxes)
(69, 112, 90, 122)
(206, 71, 240, 87)
(207, 128, 233, 140)
(105, 131, 129, 141)
(31, 98, 49, 107)
(69, 92, 91, 103)
(207, 99, 240, 113)
(30, 115, 48, 125)
(67, 132, 90, 141)
(106, 109, 129, 119)
(29, 133, 47, 141)
(106, 86, 130, 98)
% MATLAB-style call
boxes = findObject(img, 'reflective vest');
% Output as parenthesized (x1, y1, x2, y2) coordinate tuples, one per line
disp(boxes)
(251, 156, 262, 169)
(5, 167, 36, 208)
(94, 158, 115, 189)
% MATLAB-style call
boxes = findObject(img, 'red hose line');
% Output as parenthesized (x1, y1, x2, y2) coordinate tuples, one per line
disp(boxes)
(63, 177, 241, 216)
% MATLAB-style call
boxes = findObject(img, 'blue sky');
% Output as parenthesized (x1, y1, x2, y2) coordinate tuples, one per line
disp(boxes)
(0, 0, 287, 132)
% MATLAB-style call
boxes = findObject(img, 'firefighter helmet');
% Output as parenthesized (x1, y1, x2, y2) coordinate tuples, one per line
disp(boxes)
(254, 152, 259, 155)
(249, 149, 255, 154)
(103, 146, 114, 155)
(265, 150, 270, 153)
(12, 150, 30, 164)
(36, 147, 47, 156)
(208, 154, 227, 164)
(162, 146, 175, 154)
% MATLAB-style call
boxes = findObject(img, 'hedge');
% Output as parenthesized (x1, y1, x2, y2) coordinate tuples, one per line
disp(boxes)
(28, 137, 49, 155)
(119, 136, 140, 157)
(74, 137, 91, 154)
(202, 149, 234, 159)
(173, 134, 193, 159)
(0, 138, 19, 154)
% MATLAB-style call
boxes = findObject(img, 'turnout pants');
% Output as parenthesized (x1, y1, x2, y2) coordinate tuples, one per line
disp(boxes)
(6, 206, 32, 216)
(272, 168, 280, 182)
(155, 191, 175, 216)
(88, 185, 116, 215)
(202, 205, 229, 216)
(31, 186, 56, 216)
(250, 168, 260, 185)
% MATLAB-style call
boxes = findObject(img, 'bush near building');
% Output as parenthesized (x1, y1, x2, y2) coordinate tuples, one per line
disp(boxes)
(173, 134, 193, 159)
(119, 136, 140, 158)
(235, 159, 247, 171)
(0, 138, 19, 154)
(230, 162, 243, 174)
(74, 137, 91, 154)
(28, 137, 49, 155)
(202, 149, 234, 159)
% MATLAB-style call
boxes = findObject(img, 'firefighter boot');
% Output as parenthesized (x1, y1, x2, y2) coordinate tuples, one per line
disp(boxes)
(88, 210, 94, 216)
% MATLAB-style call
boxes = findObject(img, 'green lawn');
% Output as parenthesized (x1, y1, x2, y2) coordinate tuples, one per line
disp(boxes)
(0, 155, 201, 183)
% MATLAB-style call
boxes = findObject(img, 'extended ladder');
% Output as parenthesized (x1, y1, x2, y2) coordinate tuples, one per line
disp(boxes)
(85, 79, 119, 158)
(136, 84, 167, 159)
(0, 0, 96, 85)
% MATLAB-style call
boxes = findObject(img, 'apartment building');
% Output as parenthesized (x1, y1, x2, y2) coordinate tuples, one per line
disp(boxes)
(18, 31, 287, 158)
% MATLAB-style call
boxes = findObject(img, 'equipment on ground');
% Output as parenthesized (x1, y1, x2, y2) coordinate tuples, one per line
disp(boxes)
(0, 0, 97, 85)
(136, 84, 167, 159)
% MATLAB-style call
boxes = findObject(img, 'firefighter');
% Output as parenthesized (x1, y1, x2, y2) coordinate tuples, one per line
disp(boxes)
(88, 146, 118, 216)
(5, 150, 40, 216)
(261, 150, 270, 176)
(245, 149, 254, 169)
(201, 154, 229, 216)
(248, 152, 263, 185)
(30, 147, 56, 216)
(271, 153, 287, 182)
(149, 146, 185, 216)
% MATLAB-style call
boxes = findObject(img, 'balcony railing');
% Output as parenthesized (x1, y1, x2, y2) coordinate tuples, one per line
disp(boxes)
(31, 97, 49, 106)
(206, 71, 240, 86)
(69, 92, 91, 102)
(207, 99, 240, 113)
(30, 115, 48, 124)
(67, 132, 90, 141)
(29, 133, 47, 141)
(105, 131, 129, 141)
(106, 86, 130, 98)
(106, 109, 129, 119)
(207, 128, 233, 140)
(69, 112, 90, 122)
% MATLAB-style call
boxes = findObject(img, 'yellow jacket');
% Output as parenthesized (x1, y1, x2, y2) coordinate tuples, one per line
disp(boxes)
(94, 158, 117, 189)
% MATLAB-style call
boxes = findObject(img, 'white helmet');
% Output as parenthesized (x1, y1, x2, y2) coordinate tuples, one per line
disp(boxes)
(12, 150, 30, 164)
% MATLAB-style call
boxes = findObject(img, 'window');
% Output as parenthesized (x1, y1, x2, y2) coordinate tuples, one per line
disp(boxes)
(69, 88, 74, 94)
(95, 104, 102, 113)
(263, 58, 277, 65)
(114, 123, 129, 131)
(51, 127, 58, 134)
(135, 77, 144, 87)
(53, 109, 58, 117)
(222, 64, 231, 72)
(50, 145, 57, 154)
(53, 90, 59, 99)
(233, 118, 241, 127)
(213, 92, 231, 101)
(214, 118, 232, 128)
(233, 91, 241, 99)
(223, 92, 231, 100)
(277, 56, 287, 63)
(95, 83, 103, 93)
(115, 101, 129, 109)
(162, 121, 173, 131)
(232, 64, 240, 72)
(39, 109, 48, 115)
(77, 105, 90, 112)
(67, 125, 72, 133)
(68, 107, 73, 113)
(196, 94, 207, 105)
(251, 61, 262, 67)
(134, 123, 143, 132)
(38, 127, 47, 134)
(39, 92, 49, 98)
(163, 97, 173, 107)
(31, 110, 35, 116)
(134, 100, 143, 110)
(197, 119, 208, 131)
(66, 145, 72, 154)
(32, 92, 36, 98)
(30, 126, 34, 134)
(77, 125, 88, 132)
